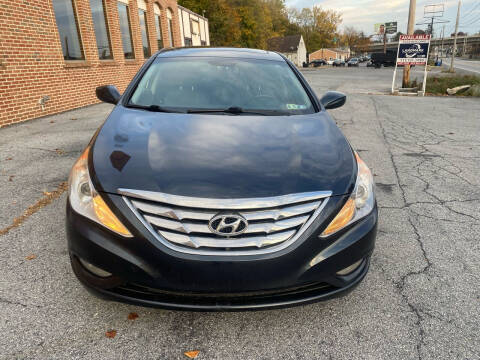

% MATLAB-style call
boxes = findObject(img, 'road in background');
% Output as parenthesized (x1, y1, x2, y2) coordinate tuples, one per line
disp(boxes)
(0, 67, 479, 359)
(302, 64, 430, 94)
(443, 57, 480, 75)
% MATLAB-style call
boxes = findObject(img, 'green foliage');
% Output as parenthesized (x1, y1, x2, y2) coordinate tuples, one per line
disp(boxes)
(282, 6, 342, 52)
(178, 0, 342, 51)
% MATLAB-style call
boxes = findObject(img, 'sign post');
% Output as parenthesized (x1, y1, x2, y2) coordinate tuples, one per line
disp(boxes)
(375, 22, 397, 54)
(391, 34, 431, 96)
(385, 22, 397, 34)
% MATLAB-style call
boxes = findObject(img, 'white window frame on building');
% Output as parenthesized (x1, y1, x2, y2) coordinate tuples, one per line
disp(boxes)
(177, 6, 210, 48)
(190, 19, 200, 46)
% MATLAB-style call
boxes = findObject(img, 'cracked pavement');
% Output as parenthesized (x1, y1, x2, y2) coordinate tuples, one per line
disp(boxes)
(0, 67, 479, 359)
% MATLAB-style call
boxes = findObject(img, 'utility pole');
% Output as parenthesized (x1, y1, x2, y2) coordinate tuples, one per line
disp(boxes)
(383, 31, 387, 54)
(402, 0, 416, 87)
(441, 25, 445, 57)
(450, 0, 461, 72)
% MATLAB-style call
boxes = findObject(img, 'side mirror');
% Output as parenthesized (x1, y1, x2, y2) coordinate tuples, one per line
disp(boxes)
(96, 85, 121, 105)
(320, 91, 346, 110)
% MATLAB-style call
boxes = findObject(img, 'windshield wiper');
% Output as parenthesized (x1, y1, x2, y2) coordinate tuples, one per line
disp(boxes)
(187, 106, 286, 116)
(125, 103, 176, 113)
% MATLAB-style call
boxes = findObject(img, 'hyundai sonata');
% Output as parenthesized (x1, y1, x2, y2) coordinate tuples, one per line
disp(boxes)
(67, 48, 377, 311)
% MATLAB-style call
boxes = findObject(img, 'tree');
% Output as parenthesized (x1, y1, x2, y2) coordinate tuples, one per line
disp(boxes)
(414, 29, 426, 35)
(264, 0, 291, 36)
(354, 32, 371, 53)
(178, 0, 242, 47)
(178, 1, 341, 51)
(393, 31, 404, 42)
(288, 5, 342, 52)
(342, 26, 361, 48)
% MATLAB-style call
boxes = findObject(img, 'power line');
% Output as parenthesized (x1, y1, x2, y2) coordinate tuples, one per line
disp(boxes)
(460, 1, 480, 20)
(460, 14, 480, 27)
(416, 3, 450, 37)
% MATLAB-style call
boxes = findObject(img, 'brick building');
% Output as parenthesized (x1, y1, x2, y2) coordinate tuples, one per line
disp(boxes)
(0, 0, 209, 127)
(309, 48, 350, 63)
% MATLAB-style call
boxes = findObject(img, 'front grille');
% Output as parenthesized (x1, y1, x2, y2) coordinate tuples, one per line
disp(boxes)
(120, 189, 331, 255)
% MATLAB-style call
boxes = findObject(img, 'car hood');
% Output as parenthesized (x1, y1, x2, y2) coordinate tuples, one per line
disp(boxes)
(91, 106, 356, 198)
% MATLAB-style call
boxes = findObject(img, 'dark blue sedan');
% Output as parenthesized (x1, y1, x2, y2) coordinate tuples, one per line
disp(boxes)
(66, 47, 377, 310)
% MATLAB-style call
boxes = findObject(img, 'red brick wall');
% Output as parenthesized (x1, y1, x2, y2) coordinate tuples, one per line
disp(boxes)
(309, 49, 337, 62)
(0, 0, 182, 127)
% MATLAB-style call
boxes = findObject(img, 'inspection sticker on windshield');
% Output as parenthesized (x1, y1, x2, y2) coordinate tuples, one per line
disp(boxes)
(286, 104, 307, 110)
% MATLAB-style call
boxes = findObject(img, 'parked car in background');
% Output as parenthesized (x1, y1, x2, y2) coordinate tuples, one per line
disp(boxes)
(311, 59, 327, 67)
(347, 58, 360, 67)
(333, 59, 346, 67)
(67, 47, 378, 311)
(366, 60, 375, 67)
(326, 59, 335, 65)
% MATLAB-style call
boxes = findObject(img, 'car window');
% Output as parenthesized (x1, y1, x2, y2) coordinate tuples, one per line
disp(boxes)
(129, 57, 315, 115)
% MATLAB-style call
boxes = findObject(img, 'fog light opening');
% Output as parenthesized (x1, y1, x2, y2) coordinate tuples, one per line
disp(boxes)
(336, 259, 363, 276)
(78, 258, 112, 278)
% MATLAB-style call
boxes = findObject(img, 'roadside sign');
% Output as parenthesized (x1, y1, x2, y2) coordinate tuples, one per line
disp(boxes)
(392, 34, 432, 96)
(396, 34, 431, 65)
(385, 22, 397, 34)
(374, 23, 385, 35)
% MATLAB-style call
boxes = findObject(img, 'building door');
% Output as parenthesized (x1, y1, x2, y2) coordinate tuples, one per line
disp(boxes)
(190, 19, 201, 46)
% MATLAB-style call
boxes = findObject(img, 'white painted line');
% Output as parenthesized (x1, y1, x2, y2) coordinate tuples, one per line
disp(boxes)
(453, 64, 480, 74)
(444, 60, 480, 74)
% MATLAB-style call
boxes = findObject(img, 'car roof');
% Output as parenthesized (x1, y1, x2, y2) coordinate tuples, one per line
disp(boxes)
(155, 47, 285, 62)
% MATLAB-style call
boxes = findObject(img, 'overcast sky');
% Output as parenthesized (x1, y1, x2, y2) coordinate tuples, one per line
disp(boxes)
(285, 0, 480, 37)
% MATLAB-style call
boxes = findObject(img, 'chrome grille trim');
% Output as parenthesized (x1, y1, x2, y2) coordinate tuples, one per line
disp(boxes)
(131, 200, 215, 221)
(158, 229, 297, 249)
(242, 201, 321, 221)
(143, 214, 310, 235)
(121, 189, 331, 256)
(120, 189, 331, 209)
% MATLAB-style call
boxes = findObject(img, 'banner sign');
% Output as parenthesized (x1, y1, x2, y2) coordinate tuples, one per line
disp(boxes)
(385, 22, 397, 34)
(396, 34, 431, 65)
(374, 23, 384, 34)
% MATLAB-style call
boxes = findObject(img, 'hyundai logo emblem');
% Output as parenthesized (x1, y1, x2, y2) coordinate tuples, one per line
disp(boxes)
(208, 214, 248, 236)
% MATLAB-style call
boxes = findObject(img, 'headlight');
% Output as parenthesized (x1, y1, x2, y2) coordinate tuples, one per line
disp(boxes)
(320, 152, 375, 237)
(68, 146, 132, 237)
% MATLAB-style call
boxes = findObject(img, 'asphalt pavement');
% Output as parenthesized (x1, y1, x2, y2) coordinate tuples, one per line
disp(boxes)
(443, 57, 480, 75)
(0, 66, 479, 359)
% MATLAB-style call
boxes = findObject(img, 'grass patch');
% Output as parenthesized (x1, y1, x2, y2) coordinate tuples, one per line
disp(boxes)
(416, 74, 480, 96)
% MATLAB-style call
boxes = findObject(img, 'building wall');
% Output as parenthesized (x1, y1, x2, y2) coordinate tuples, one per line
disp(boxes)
(0, 0, 205, 127)
(284, 52, 296, 65)
(309, 48, 350, 62)
(297, 36, 307, 66)
(282, 38, 306, 66)
(177, 6, 209, 47)
(309, 49, 337, 62)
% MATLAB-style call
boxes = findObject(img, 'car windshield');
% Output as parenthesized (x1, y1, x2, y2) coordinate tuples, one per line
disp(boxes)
(128, 57, 315, 115)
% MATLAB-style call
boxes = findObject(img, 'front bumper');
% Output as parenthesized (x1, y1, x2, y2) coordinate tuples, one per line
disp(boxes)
(67, 193, 378, 311)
